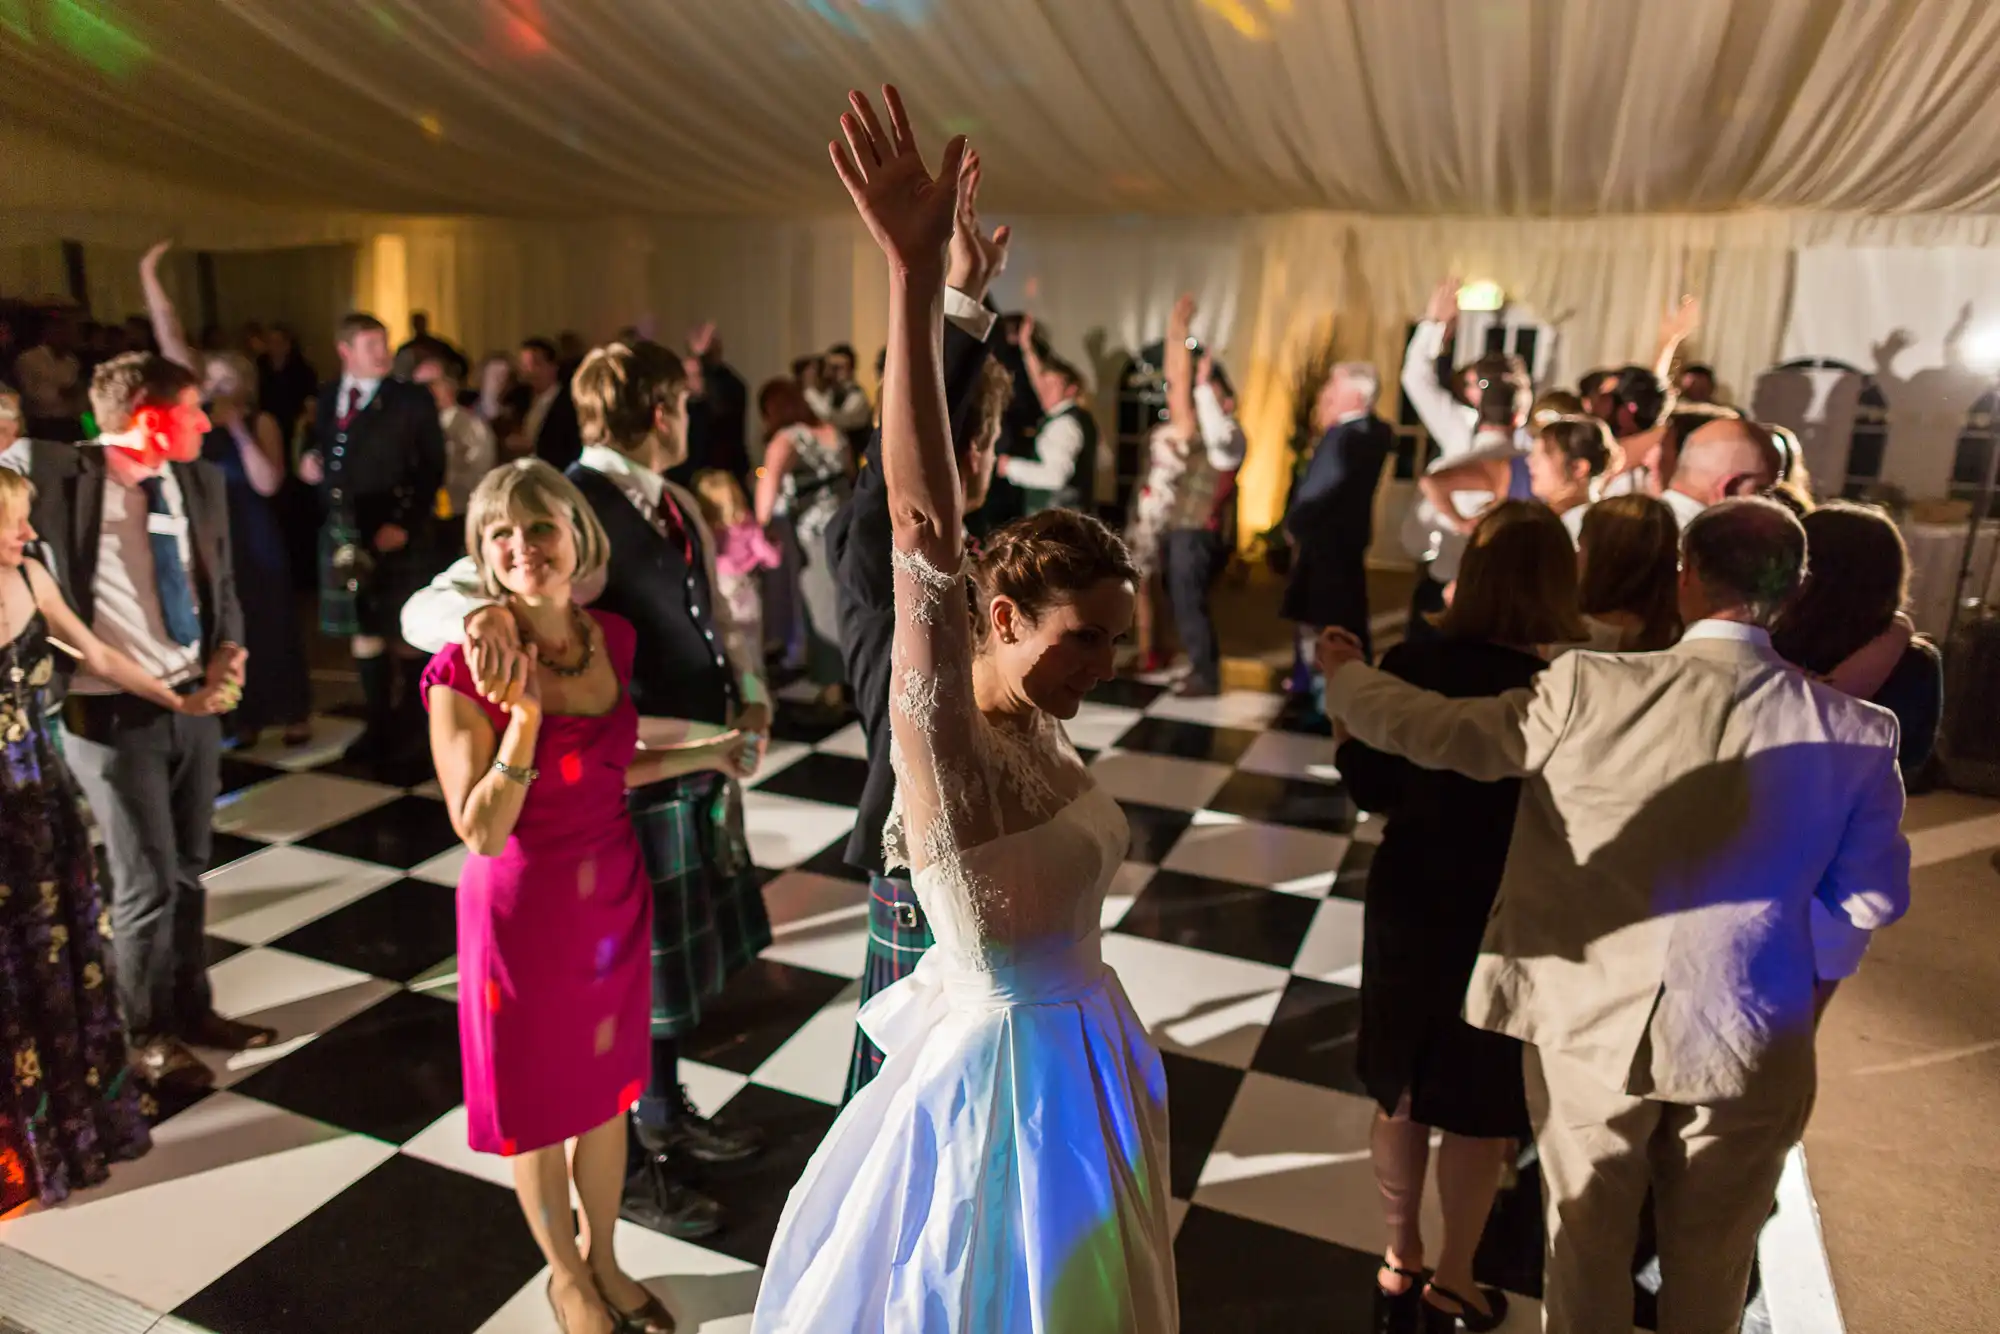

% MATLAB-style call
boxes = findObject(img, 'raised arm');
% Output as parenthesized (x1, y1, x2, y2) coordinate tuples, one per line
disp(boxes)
(1402, 278, 1472, 457)
(140, 241, 198, 375)
(1165, 295, 1196, 439)
(1652, 294, 1700, 387)
(831, 85, 1001, 864)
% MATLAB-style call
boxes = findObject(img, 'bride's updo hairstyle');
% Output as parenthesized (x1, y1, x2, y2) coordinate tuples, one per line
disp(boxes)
(970, 509, 1139, 646)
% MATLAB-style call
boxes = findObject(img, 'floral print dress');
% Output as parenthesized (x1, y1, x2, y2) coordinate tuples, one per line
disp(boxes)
(0, 577, 150, 1212)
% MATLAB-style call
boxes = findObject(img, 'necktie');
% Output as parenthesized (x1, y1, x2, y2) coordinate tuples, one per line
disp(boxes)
(138, 476, 201, 648)
(642, 486, 693, 564)
(338, 384, 362, 429)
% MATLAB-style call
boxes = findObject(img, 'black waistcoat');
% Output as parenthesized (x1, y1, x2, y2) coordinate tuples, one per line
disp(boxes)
(567, 466, 734, 725)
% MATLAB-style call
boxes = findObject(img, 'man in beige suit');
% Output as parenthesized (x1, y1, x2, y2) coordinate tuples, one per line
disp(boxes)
(1319, 498, 1910, 1334)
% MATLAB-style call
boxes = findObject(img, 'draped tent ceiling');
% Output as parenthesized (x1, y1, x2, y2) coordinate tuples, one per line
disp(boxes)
(6, 0, 2000, 548)
(6, 0, 2000, 217)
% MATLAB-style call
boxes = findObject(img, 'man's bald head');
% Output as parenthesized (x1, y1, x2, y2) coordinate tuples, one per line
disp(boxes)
(1679, 496, 1807, 627)
(1670, 418, 1781, 505)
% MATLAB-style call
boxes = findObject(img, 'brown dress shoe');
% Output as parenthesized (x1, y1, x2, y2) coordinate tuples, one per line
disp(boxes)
(187, 1011, 277, 1051)
(129, 1035, 216, 1092)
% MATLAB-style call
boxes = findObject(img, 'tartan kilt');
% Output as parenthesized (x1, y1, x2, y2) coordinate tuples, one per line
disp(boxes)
(318, 520, 444, 639)
(317, 520, 365, 638)
(841, 873, 936, 1103)
(631, 772, 772, 1039)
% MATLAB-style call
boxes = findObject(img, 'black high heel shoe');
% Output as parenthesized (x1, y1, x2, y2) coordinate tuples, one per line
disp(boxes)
(596, 1275, 678, 1333)
(1420, 1280, 1509, 1333)
(1374, 1264, 1429, 1334)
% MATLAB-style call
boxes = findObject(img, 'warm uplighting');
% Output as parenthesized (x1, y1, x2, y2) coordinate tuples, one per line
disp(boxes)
(1966, 324, 2000, 371)
(1199, 0, 1291, 39)
(1458, 279, 1506, 312)
(417, 111, 445, 141)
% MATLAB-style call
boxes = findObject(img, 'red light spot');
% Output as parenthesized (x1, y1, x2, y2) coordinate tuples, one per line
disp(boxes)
(560, 751, 583, 784)
(485, 979, 502, 1013)
(500, 1136, 518, 1156)
(618, 1079, 643, 1110)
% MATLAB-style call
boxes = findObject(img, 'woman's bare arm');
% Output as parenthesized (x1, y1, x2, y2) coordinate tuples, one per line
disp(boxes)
(140, 241, 198, 375)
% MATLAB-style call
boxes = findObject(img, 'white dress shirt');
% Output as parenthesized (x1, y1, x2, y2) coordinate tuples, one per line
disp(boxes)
(334, 375, 383, 417)
(523, 383, 560, 448)
(439, 405, 497, 516)
(1193, 384, 1248, 471)
(1002, 399, 1086, 491)
(73, 456, 202, 694)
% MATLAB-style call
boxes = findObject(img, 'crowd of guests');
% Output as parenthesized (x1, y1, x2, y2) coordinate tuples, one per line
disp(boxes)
(0, 154, 1939, 1334)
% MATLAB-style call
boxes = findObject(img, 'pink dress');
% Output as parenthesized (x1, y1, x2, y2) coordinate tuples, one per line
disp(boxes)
(422, 611, 653, 1156)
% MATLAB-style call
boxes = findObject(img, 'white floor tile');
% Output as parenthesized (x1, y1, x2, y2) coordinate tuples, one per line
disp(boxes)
(1143, 690, 1285, 729)
(740, 790, 857, 870)
(1236, 729, 1344, 785)
(210, 770, 402, 843)
(408, 953, 460, 1002)
(1194, 1070, 1441, 1255)
(203, 844, 402, 945)
(475, 1223, 762, 1333)
(200, 949, 399, 1087)
(1908, 810, 2000, 869)
(409, 843, 471, 887)
(680, 1061, 753, 1121)
(400, 1106, 518, 1193)
(751, 738, 813, 784)
(1063, 702, 1145, 751)
(1162, 817, 1350, 895)
(0, 1246, 161, 1334)
(0, 1093, 394, 1312)
(1291, 897, 1365, 987)
(815, 721, 869, 759)
(1101, 933, 1290, 1069)
(409, 778, 445, 800)
(230, 714, 366, 772)
(1089, 750, 1233, 812)
(751, 982, 863, 1106)
(758, 871, 870, 979)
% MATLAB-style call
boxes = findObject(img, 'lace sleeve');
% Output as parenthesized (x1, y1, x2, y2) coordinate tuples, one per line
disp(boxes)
(880, 543, 1004, 887)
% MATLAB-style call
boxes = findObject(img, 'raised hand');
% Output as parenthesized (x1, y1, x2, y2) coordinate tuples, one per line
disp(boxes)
(829, 85, 969, 278)
(1659, 293, 1700, 345)
(1018, 313, 1038, 349)
(688, 322, 718, 358)
(1424, 277, 1461, 325)
(1169, 294, 1196, 339)
(1316, 626, 1367, 679)
(142, 240, 173, 273)
(946, 149, 1011, 301)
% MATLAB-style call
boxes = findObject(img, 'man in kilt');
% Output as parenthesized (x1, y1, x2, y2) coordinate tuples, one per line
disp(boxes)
(401, 340, 770, 1239)
(301, 313, 447, 769)
(824, 178, 1013, 1101)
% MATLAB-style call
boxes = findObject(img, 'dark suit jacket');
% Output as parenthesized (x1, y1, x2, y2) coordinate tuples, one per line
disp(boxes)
(673, 360, 750, 486)
(22, 441, 244, 704)
(826, 306, 1000, 874)
(1281, 412, 1394, 631)
(313, 378, 447, 538)
(532, 387, 584, 473)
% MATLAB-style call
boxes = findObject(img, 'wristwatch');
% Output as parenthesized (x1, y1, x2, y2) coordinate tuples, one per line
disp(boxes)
(492, 759, 538, 786)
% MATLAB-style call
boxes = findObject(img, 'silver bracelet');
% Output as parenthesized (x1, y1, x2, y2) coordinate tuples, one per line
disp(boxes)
(492, 759, 538, 787)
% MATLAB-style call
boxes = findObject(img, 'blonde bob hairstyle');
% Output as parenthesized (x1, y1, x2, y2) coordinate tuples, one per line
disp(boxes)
(463, 458, 611, 600)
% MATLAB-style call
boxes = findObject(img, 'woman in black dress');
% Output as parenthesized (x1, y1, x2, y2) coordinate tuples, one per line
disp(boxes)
(1337, 499, 1586, 1334)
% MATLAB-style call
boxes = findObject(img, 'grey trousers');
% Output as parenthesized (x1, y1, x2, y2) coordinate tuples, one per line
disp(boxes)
(1525, 1045, 1814, 1334)
(63, 694, 221, 1039)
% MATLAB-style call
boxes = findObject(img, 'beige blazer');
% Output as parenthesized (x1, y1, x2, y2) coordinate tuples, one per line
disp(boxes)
(1327, 623, 1910, 1104)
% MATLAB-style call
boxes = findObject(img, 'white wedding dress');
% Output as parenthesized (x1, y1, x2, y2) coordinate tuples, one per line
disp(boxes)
(751, 547, 1178, 1333)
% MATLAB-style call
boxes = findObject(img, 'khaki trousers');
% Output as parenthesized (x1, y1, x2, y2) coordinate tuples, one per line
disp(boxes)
(1524, 1046, 1815, 1334)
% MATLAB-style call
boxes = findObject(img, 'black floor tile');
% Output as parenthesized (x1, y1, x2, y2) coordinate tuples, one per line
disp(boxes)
(1088, 677, 1167, 709)
(1111, 716, 1260, 765)
(769, 703, 856, 746)
(1270, 690, 1333, 737)
(752, 750, 872, 805)
(797, 837, 870, 884)
(271, 878, 458, 983)
(216, 756, 280, 797)
(229, 988, 462, 1143)
(1117, 800, 1194, 864)
(205, 831, 269, 873)
(174, 1153, 543, 1334)
(1174, 1204, 1380, 1332)
(1206, 769, 1354, 833)
(1332, 840, 1374, 901)
(296, 794, 462, 870)
(1248, 975, 1366, 1095)
(203, 934, 248, 968)
(316, 749, 440, 791)
(1161, 1051, 1242, 1199)
(689, 1083, 841, 1267)
(680, 957, 854, 1075)
(1114, 869, 1317, 968)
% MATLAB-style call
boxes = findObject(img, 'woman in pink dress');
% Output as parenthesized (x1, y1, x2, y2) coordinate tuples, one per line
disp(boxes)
(427, 459, 745, 1334)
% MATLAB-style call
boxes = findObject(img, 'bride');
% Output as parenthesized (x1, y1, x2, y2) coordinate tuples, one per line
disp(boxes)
(751, 88, 1178, 1332)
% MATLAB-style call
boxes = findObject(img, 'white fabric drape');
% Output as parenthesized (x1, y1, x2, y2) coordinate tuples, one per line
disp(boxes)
(7, 1, 2000, 217)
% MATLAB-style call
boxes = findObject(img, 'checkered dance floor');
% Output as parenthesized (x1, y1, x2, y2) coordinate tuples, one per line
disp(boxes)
(0, 681, 1840, 1333)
